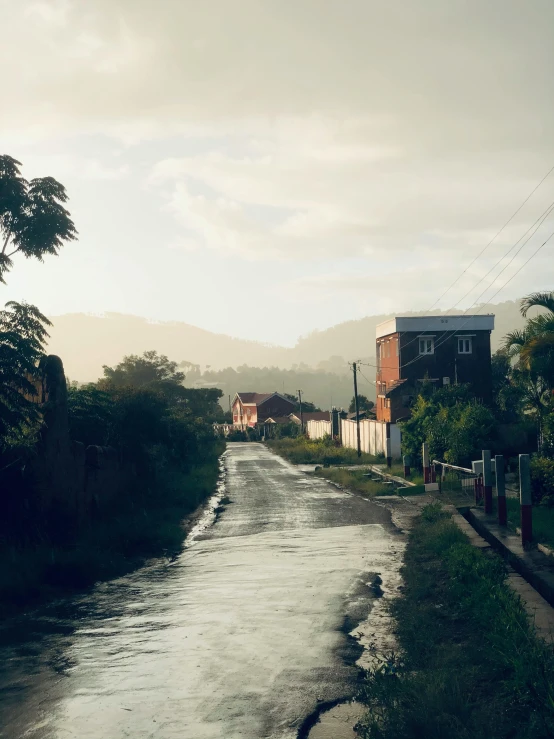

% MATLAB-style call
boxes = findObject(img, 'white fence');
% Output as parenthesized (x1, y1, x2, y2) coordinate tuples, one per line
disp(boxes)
(306, 417, 401, 459)
(341, 419, 401, 458)
(305, 419, 332, 439)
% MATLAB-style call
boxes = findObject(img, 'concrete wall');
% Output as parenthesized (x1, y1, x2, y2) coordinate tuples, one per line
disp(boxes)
(340, 419, 401, 459)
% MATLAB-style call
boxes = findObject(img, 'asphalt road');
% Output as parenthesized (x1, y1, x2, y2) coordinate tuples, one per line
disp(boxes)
(0, 443, 402, 739)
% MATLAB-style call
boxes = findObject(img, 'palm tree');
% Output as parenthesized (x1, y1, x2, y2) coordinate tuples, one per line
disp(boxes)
(505, 292, 554, 387)
(503, 291, 554, 450)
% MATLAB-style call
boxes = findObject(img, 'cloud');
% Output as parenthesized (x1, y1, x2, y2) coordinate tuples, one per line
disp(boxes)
(2, 0, 554, 341)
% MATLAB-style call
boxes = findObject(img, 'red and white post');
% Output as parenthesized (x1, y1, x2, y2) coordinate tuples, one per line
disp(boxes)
(495, 454, 507, 526)
(482, 450, 493, 515)
(423, 443, 430, 484)
(403, 454, 411, 479)
(519, 454, 532, 547)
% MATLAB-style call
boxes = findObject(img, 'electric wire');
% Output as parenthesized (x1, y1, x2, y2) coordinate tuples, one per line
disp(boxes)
(423, 162, 554, 313)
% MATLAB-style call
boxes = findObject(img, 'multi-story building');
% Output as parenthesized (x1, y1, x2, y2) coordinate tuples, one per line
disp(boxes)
(375, 315, 495, 423)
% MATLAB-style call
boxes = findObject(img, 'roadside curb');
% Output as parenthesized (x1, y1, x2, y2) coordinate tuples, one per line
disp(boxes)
(450, 506, 554, 642)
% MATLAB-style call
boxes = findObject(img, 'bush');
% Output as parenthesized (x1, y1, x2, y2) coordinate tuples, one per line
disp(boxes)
(531, 456, 554, 506)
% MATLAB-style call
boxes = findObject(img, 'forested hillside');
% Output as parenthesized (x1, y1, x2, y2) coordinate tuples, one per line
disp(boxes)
(46, 300, 528, 382)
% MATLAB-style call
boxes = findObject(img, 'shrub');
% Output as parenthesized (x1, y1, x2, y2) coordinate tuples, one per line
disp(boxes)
(531, 456, 554, 506)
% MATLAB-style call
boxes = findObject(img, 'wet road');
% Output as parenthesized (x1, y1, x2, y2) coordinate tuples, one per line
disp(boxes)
(0, 443, 402, 739)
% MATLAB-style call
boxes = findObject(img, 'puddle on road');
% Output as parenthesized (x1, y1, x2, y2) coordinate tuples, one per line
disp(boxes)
(307, 701, 366, 739)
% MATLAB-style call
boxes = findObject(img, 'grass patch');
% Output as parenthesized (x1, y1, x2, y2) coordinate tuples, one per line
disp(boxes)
(503, 497, 554, 551)
(0, 444, 225, 617)
(314, 467, 408, 497)
(386, 464, 424, 486)
(267, 437, 383, 466)
(357, 503, 554, 739)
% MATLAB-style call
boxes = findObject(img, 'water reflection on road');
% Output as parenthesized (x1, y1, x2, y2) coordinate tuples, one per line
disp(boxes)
(0, 443, 403, 739)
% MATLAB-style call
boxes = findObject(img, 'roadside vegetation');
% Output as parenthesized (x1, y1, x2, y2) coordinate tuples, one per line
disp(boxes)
(500, 497, 554, 551)
(0, 348, 225, 616)
(313, 467, 424, 497)
(267, 435, 383, 466)
(357, 503, 554, 739)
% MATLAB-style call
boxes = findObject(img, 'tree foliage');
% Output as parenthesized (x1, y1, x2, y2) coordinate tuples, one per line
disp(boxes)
(401, 385, 496, 467)
(0, 155, 77, 282)
(0, 301, 51, 446)
(69, 351, 225, 467)
(101, 350, 185, 390)
(348, 394, 374, 414)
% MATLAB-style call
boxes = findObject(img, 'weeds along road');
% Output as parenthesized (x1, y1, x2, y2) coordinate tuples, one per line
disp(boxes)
(0, 443, 403, 739)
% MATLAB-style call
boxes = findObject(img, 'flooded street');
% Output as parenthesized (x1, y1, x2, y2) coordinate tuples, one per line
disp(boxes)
(0, 443, 403, 739)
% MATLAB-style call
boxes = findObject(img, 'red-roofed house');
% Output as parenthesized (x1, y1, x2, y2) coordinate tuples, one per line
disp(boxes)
(232, 392, 296, 428)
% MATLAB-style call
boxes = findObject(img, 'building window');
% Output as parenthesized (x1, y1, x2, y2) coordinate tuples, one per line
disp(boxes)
(419, 338, 434, 355)
(458, 337, 472, 354)
(396, 339, 399, 356)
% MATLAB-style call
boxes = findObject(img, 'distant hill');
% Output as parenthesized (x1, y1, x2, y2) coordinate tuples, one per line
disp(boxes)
(291, 300, 527, 365)
(46, 313, 292, 383)
(46, 300, 529, 383)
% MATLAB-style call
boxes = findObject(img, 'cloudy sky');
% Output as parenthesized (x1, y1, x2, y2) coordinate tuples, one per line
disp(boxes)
(2, 0, 554, 345)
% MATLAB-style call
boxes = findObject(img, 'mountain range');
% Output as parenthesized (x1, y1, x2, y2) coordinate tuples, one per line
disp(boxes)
(46, 299, 528, 384)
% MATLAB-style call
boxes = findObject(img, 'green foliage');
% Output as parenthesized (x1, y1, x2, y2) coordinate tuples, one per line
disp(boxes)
(267, 436, 381, 465)
(0, 450, 224, 614)
(0, 301, 51, 447)
(502, 292, 554, 445)
(530, 456, 554, 506)
(67, 383, 113, 447)
(401, 385, 496, 466)
(348, 394, 374, 414)
(357, 505, 554, 739)
(101, 350, 185, 390)
(0, 155, 77, 282)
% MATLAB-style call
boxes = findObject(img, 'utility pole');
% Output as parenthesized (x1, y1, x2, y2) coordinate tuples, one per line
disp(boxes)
(352, 362, 361, 457)
(297, 389, 304, 432)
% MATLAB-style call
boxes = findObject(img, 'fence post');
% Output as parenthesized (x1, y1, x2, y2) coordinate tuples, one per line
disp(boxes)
(495, 454, 507, 526)
(423, 443, 430, 484)
(482, 450, 492, 514)
(403, 454, 411, 479)
(519, 454, 532, 547)
(385, 422, 392, 468)
(474, 474, 482, 505)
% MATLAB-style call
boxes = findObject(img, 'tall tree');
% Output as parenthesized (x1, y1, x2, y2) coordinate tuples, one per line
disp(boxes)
(101, 351, 186, 390)
(0, 155, 77, 282)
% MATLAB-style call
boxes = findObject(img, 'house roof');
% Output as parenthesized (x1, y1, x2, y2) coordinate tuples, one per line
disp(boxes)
(235, 392, 273, 405)
(234, 392, 296, 407)
(292, 411, 330, 423)
(263, 416, 294, 424)
(376, 314, 495, 339)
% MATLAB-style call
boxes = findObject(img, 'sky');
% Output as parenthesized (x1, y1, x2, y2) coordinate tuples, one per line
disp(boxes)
(2, 0, 554, 347)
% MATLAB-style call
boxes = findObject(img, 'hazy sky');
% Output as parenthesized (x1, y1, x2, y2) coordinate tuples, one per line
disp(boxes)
(2, 0, 554, 346)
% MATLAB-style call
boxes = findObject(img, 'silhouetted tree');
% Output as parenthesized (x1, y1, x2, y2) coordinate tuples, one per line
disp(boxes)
(0, 155, 77, 283)
(0, 301, 51, 446)
(348, 394, 374, 414)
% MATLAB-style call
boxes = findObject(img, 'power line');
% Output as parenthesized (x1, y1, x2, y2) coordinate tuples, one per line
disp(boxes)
(389, 198, 554, 363)
(377, 202, 554, 374)
(424, 162, 554, 313)
(449, 198, 554, 310)
(388, 165, 554, 358)
(412, 225, 554, 361)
